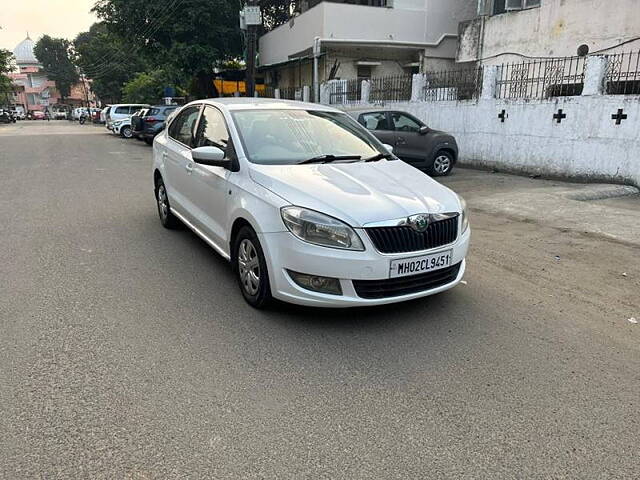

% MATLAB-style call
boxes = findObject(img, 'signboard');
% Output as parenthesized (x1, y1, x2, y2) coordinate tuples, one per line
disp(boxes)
(244, 6, 261, 25)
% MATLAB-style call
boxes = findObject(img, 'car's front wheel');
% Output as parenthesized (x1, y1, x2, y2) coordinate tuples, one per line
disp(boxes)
(233, 226, 272, 309)
(429, 150, 454, 176)
(155, 177, 181, 229)
(120, 126, 133, 138)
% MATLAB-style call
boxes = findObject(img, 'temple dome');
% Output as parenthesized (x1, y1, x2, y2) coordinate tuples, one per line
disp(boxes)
(13, 36, 39, 65)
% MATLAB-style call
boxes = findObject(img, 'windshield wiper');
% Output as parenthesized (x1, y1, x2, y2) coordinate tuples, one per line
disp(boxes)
(363, 152, 394, 162)
(298, 154, 362, 165)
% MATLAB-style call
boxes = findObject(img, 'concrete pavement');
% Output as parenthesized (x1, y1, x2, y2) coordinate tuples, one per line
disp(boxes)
(1, 122, 638, 479)
(438, 168, 640, 247)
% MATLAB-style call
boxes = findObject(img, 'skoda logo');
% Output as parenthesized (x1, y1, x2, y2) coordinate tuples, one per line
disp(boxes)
(407, 214, 430, 233)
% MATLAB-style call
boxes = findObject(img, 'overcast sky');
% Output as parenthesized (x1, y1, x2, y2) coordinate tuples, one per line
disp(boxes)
(0, 0, 98, 51)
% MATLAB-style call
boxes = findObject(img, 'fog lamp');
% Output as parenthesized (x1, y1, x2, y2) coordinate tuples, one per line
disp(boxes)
(287, 271, 343, 295)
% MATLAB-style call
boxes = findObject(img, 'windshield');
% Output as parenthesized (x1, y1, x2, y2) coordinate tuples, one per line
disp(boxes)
(231, 109, 384, 165)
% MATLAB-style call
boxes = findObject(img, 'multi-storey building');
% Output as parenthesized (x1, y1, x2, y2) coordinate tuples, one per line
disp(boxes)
(258, 0, 477, 90)
(458, 0, 640, 65)
(9, 35, 95, 113)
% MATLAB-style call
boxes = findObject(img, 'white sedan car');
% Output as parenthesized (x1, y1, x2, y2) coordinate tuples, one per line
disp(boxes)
(152, 98, 470, 308)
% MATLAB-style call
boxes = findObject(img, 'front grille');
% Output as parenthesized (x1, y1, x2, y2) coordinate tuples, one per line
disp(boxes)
(353, 263, 462, 299)
(366, 215, 459, 254)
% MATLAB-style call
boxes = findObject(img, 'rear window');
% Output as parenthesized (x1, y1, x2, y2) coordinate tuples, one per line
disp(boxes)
(149, 108, 160, 116)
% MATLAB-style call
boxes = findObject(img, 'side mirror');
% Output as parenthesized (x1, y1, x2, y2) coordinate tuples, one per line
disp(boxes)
(191, 146, 230, 168)
(382, 143, 394, 154)
(419, 126, 429, 135)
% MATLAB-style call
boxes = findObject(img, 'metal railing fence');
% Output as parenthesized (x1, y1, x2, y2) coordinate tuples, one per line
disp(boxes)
(328, 79, 361, 105)
(369, 74, 412, 102)
(423, 67, 484, 102)
(604, 50, 640, 95)
(495, 56, 586, 100)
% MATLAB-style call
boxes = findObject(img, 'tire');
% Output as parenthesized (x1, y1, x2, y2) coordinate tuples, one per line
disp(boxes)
(155, 177, 181, 229)
(233, 226, 273, 309)
(429, 150, 454, 176)
(120, 126, 133, 138)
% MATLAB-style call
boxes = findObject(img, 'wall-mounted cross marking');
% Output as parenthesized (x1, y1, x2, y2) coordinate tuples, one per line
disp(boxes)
(612, 109, 627, 125)
(498, 110, 507, 123)
(553, 109, 567, 124)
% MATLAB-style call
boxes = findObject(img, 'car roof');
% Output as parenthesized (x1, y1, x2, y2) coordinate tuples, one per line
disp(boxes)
(346, 108, 401, 115)
(110, 103, 150, 107)
(188, 97, 342, 113)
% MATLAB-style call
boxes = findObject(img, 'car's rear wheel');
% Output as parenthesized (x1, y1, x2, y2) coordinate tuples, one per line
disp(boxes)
(155, 177, 180, 229)
(233, 226, 272, 309)
(429, 150, 454, 176)
(120, 126, 133, 138)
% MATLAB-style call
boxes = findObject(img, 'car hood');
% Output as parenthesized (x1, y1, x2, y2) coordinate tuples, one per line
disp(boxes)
(249, 160, 461, 227)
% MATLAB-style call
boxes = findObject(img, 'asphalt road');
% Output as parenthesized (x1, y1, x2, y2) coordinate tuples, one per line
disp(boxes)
(1, 121, 638, 479)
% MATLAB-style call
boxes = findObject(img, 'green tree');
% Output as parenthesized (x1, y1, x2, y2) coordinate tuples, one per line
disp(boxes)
(0, 49, 14, 105)
(260, 0, 296, 31)
(121, 69, 184, 103)
(93, 0, 242, 98)
(33, 36, 79, 101)
(74, 23, 146, 103)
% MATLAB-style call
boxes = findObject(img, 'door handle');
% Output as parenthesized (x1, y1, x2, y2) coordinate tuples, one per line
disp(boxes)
(185, 162, 194, 174)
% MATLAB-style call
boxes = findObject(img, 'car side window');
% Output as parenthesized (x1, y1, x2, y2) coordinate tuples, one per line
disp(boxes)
(114, 106, 128, 114)
(195, 106, 230, 151)
(168, 106, 201, 147)
(391, 112, 421, 133)
(359, 112, 390, 131)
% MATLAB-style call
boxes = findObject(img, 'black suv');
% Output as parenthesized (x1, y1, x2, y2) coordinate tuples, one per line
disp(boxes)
(133, 105, 179, 145)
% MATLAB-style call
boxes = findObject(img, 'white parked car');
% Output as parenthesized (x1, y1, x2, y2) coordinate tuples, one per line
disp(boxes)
(106, 104, 149, 132)
(152, 99, 470, 308)
(110, 115, 134, 138)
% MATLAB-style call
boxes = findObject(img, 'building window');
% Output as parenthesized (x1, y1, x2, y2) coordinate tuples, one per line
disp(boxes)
(506, 0, 540, 10)
(494, 0, 539, 14)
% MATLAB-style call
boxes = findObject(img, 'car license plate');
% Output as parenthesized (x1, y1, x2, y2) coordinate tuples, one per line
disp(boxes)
(389, 250, 453, 278)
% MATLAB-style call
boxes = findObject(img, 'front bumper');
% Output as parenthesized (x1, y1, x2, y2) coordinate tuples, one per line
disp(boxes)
(259, 226, 470, 307)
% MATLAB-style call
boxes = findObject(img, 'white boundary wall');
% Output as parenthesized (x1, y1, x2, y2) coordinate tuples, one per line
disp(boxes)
(378, 95, 640, 188)
(330, 58, 640, 187)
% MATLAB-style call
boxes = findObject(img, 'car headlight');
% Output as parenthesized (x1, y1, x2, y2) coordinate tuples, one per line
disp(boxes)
(459, 196, 469, 233)
(281, 206, 365, 251)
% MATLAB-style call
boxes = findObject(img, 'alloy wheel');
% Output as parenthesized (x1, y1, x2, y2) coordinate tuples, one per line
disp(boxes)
(157, 184, 169, 221)
(433, 155, 452, 175)
(238, 239, 260, 296)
